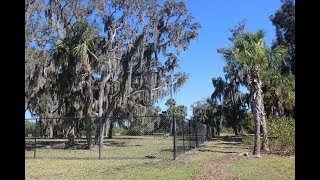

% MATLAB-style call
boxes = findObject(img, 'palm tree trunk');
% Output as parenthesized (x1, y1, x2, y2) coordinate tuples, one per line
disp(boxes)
(251, 98, 261, 157)
(260, 102, 269, 151)
(83, 57, 93, 149)
(250, 65, 262, 157)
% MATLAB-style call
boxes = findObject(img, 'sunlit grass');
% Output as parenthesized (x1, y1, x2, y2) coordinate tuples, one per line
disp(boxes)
(25, 136, 173, 159)
(224, 155, 295, 180)
(25, 135, 295, 179)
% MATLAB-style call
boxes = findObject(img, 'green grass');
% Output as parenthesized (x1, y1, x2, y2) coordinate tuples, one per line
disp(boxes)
(25, 136, 173, 159)
(224, 156, 295, 180)
(25, 135, 294, 179)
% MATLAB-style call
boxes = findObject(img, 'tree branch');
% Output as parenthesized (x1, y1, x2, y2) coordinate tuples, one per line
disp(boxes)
(127, 83, 167, 97)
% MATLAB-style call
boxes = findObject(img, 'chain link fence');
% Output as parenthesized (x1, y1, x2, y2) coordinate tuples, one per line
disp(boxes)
(25, 115, 207, 160)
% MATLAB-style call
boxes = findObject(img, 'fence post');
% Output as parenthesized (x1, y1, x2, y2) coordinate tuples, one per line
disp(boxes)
(182, 118, 185, 152)
(189, 120, 192, 150)
(99, 117, 101, 160)
(195, 121, 199, 148)
(173, 114, 176, 160)
(34, 118, 37, 158)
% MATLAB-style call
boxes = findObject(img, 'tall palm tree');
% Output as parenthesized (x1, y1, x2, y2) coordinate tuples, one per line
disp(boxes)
(218, 30, 286, 156)
(52, 21, 99, 149)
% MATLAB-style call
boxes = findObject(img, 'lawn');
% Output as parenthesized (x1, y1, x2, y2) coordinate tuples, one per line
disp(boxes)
(25, 136, 174, 160)
(25, 135, 295, 179)
(224, 155, 295, 180)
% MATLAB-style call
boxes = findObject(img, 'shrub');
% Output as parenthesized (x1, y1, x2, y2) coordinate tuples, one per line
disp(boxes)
(241, 116, 295, 155)
(113, 126, 128, 135)
(220, 127, 234, 134)
(241, 112, 255, 134)
(126, 128, 143, 136)
(25, 120, 36, 137)
(268, 117, 295, 154)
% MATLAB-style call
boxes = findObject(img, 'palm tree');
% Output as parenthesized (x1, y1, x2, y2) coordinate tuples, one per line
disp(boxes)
(52, 21, 99, 149)
(211, 75, 248, 136)
(218, 30, 286, 156)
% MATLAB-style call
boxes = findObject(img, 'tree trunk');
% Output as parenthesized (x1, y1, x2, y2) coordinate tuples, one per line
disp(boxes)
(39, 119, 43, 138)
(252, 99, 261, 157)
(105, 121, 109, 138)
(49, 125, 53, 138)
(250, 65, 262, 157)
(94, 72, 111, 146)
(233, 125, 239, 136)
(83, 57, 93, 149)
(260, 102, 269, 151)
(67, 124, 75, 146)
(277, 101, 284, 117)
(108, 120, 114, 139)
(207, 125, 212, 139)
(85, 117, 93, 149)
(216, 119, 221, 137)
(212, 126, 217, 138)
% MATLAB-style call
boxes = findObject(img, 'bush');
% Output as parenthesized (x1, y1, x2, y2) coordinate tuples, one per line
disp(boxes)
(268, 117, 295, 154)
(113, 126, 128, 135)
(241, 116, 295, 155)
(220, 127, 234, 134)
(241, 112, 255, 134)
(25, 121, 36, 137)
(126, 128, 143, 136)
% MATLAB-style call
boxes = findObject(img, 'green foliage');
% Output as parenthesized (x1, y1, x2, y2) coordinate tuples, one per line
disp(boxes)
(218, 30, 268, 70)
(241, 116, 295, 154)
(112, 126, 127, 136)
(164, 98, 188, 117)
(268, 117, 295, 154)
(270, 0, 295, 75)
(240, 112, 255, 134)
(25, 121, 36, 136)
(220, 127, 234, 134)
(125, 118, 155, 136)
(126, 128, 143, 136)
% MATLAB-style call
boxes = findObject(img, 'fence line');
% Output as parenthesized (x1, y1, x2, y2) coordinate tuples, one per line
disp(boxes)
(25, 115, 207, 160)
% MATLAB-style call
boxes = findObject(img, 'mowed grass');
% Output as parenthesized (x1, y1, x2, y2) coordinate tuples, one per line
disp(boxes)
(25, 135, 295, 179)
(224, 155, 295, 180)
(25, 136, 173, 159)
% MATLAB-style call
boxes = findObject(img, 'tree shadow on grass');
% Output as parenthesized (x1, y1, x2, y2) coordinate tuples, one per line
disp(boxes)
(206, 145, 249, 149)
(160, 148, 173, 152)
(25, 156, 161, 160)
(198, 149, 238, 154)
(215, 142, 243, 146)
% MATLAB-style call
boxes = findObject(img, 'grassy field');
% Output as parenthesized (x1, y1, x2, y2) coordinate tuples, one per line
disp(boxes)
(224, 155, 295, 180)
(26, 136, 174, 160)
(25, 135, 295, 179)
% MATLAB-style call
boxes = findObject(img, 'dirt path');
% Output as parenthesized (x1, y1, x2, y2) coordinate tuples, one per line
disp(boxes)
(195, 137, 247, 180)
(196, 154, 238, 180)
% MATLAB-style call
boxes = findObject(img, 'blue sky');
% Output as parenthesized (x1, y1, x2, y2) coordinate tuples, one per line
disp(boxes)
(26, 0, 282, 119)
(155, 0, 282, 117)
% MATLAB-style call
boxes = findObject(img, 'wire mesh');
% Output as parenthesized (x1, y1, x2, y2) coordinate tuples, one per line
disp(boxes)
(25, 115, 208, 160)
